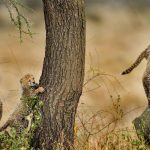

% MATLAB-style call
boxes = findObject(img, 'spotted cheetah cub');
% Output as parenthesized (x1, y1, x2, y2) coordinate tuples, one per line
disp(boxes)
(122, 45, 150, 107)
(0, 74, 44, 133)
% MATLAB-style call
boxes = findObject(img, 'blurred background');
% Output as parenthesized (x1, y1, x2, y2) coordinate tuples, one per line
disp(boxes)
(0, 0, 149, 129)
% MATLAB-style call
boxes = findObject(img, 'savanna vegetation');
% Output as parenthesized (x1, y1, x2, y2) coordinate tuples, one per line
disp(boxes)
(0, 0, 150, 149)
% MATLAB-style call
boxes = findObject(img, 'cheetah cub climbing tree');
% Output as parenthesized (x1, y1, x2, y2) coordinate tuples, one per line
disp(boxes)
(0, 74, 44, 133)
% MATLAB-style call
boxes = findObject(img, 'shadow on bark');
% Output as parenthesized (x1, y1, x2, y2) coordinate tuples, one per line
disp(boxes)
(133, 107, 150, 145)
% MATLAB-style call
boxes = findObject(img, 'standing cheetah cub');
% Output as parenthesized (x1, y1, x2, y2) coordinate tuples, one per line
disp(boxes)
(0, 74, 44, 133)
(122, 45, 150, 107)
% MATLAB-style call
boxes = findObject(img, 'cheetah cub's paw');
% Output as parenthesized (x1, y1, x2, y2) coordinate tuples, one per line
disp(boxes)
(38, 87, 45, 93)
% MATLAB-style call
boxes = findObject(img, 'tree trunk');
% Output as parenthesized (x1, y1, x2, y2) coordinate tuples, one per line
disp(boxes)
(33, 0, 85, 149)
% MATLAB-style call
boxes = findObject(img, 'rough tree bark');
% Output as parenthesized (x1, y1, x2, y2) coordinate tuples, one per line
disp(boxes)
(33, 0, 85, 149)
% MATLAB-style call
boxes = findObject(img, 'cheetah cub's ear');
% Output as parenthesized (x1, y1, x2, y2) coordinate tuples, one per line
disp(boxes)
(20, 78, 24, 88)
(20, 78, 23, 84)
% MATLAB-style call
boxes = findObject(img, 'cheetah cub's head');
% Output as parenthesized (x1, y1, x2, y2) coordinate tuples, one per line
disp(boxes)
(20, 74, 39, 89)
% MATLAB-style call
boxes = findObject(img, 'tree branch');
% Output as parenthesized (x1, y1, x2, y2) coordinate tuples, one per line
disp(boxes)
(2, 0, 33, 42)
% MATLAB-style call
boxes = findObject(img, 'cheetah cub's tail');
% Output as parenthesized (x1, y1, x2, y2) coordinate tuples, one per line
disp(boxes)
(121, 48, 147, 75)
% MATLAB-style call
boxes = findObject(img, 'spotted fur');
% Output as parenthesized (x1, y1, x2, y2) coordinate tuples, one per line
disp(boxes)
(0, 74, 44, 133)
(122, 45, 150, 106)
(121, 46, 150, 75)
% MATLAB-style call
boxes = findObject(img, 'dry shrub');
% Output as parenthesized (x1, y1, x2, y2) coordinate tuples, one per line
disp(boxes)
(75, 107, 146, 150)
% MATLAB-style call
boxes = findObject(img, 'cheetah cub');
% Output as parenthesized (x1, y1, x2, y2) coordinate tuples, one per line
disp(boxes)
(0, 74, 44, 133)
(122, 45, 150, 107)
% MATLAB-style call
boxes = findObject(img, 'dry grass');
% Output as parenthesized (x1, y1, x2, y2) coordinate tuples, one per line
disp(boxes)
(74, 106, 147, 150)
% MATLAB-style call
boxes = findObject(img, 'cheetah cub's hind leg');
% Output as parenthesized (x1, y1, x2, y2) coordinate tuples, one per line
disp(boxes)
(26, 113, 33, 132)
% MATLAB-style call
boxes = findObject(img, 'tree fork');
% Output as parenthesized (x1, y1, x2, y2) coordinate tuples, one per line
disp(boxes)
(33, 0, 85, 149)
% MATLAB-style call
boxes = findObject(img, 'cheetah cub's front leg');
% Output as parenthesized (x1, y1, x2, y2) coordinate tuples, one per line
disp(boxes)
(34, 87, 44, 95)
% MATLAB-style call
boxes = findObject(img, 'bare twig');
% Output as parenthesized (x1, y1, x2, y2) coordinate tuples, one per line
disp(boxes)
(83, 73, 100, 87)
